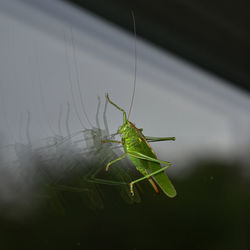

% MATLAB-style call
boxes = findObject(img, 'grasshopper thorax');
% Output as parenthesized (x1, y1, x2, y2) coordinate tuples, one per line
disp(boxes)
(118, 121, 138, 140)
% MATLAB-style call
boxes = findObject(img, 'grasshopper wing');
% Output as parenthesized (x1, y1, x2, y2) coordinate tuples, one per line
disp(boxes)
(148, 161, 177, 198)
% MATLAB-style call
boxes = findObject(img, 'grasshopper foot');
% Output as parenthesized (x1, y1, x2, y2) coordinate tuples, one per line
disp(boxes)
(105, 163, 110, 171)
(129, 182, 134, 196)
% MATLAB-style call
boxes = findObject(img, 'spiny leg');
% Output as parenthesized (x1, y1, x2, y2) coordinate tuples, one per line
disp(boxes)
(106, 93, 127, 123)
(105, 150, 128, 171)
(84, 145, 128, 185)
(100, 139, 124, 171)
(84, 149, 129, 187)
(128, 150, 171, 165)
(100, 139, 122, 144)
(100, 136, 126, 171)
(129, 164, 170, 195)
(145, 136, 176, 142)
(106, 93, 125, 113)
(84, 154, 128, 186)
(127, 150, 171, 195)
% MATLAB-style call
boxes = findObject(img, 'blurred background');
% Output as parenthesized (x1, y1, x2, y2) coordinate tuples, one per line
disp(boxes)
(0, 0, 250, 249)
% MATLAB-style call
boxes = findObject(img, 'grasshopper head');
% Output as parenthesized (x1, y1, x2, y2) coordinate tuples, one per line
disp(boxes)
(118, 121, 130, 136)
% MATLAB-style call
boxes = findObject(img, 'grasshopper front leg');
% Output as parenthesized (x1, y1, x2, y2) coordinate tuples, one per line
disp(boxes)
(101, 140, 127, 171)
(105, 152, 128, 171)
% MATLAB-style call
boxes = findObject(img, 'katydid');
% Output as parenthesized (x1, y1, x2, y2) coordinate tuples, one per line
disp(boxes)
(102, 94, 177, 198)
(59, 23, 142, 205)
(101, 12, 177, 198)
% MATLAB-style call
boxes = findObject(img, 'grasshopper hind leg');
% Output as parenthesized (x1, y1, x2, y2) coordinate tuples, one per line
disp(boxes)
(129, 164, 170, 196)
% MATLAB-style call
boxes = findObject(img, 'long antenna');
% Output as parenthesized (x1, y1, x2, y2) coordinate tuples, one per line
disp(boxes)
(128, 11, 137, 120)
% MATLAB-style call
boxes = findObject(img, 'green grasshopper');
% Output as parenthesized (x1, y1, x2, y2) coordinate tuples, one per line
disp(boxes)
(101, 13, 177, 198)
(102, 94, 177, 198)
